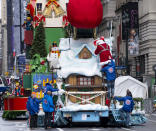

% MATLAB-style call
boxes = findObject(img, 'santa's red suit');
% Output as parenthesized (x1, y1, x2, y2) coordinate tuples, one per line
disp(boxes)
(94, 39, 112, 69)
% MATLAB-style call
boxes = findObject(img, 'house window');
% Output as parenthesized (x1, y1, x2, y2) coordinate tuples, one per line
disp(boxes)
(77, 76, 94, 86)
(79, 47, 92, 59)
(83, 52, 89, 59)
(37, 3, 42, 11)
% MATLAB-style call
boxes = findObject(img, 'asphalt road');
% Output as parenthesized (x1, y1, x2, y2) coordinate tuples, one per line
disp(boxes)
(0, 112, 156, 131)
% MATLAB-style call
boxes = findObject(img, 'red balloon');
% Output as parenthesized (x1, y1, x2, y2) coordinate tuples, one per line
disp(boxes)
(67, 0, 103, 29)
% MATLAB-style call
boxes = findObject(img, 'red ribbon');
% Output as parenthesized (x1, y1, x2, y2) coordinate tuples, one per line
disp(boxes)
(46, 0, 60, 7)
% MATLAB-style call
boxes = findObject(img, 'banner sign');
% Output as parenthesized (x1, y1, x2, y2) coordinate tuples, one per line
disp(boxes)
(32, 73, 57, 98)
(122, 2, 139, 40)
(128, 29, 139, 55)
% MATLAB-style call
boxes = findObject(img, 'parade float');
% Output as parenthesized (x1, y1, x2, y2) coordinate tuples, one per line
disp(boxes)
(19, 0, 148, 127)
(49, 0, 147, 127)
(55, 38, 147, 127)
(4, 0, 147, 126)
(2, 76, 28, 119)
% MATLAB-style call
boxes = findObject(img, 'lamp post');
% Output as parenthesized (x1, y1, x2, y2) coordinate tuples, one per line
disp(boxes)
(19, 0, 22, 48)
(153, 65, 156, 85)
(126, 29, 129, 75)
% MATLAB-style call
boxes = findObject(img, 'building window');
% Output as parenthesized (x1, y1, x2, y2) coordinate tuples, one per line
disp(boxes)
(37, 3, 42, 11)
(77, 76, 94, 86)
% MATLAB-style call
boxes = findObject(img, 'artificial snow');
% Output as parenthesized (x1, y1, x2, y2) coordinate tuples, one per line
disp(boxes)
(60, 104, 108, 111)
(58, 37, 114, 78)
(58, 38, 102, 78)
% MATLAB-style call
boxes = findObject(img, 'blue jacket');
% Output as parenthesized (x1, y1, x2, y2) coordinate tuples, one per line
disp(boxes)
(42, 94, 54, 112)
(114, 96, 135, 112)
(44, 83, 59, 95)
(27, 96, 42, 115)
(101, 60, 116, 81)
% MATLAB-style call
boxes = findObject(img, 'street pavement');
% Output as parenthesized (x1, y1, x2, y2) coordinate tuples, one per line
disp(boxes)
(0, 112, 156, 131)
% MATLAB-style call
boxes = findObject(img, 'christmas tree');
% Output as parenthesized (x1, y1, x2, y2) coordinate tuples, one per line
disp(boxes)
(29, 22, 47, 58)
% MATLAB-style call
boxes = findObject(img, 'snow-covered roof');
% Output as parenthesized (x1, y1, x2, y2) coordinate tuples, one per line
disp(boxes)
(74, 44, 95, 57)
(58, 38, 102, 78)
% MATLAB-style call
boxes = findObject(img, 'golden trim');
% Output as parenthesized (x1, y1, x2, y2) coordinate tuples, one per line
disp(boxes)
(24, 88, 31, 90)
(5, 97, 28, 99)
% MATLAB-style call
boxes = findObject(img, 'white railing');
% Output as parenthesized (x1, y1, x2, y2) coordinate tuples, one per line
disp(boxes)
(65, 91, 107, 106)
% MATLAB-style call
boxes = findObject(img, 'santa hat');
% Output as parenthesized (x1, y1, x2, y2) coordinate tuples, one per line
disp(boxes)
(100, 36, 105, 41)
(94, 36, 105, 46)
(94, 39, 104, 46)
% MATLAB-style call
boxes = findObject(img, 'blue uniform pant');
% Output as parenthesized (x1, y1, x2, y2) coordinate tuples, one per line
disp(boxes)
(107, 80, 115, 98)
(119, 109, 130, 127)
(44, 112, 53, 128)
(30, 114, 38, 128)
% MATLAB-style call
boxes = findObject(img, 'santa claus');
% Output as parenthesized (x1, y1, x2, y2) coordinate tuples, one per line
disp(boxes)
(94, 37, 112, 69)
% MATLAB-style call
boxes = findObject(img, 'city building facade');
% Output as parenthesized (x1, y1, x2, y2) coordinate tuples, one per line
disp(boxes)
(1, 0, 25, 75)
(115, 0, 139, 78)
(139, 0, 156, 97)
(98, 0, 116, 38)
(97, 0, 117, 57)
(1, 0, 8, 75)
(115, 0, 156, 97)
(0, 19, 2, 75)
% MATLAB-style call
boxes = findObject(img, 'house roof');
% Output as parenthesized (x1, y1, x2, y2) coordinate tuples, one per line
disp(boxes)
(75, 44, 95, 58)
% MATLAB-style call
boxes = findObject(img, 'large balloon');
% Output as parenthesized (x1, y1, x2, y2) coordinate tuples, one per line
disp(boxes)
(67, 0, 103, 28)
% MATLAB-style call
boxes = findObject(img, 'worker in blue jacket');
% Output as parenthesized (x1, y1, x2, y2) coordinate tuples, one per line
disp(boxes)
(42, 86, 59, 129)
(26, 92, 42, 128)
(101, 59, 116, 98)
(114, 89, 135, 127)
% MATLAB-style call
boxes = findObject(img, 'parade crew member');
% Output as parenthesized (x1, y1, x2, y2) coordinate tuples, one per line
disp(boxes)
(114, 89, 135, 127)
(43, 83, 59, 129)
(101, 59, 116, 98)
(26, 92, 42, 128)
(44, 83, 59, 95)
(42, 90, 58, 129)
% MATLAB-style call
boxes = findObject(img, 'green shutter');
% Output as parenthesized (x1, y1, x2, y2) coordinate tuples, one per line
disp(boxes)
(23, 74, 32, 89)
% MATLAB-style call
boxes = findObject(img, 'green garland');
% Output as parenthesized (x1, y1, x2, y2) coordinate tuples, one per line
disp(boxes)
(115, 96, 143, 102)
(2, 111, 26, 120)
